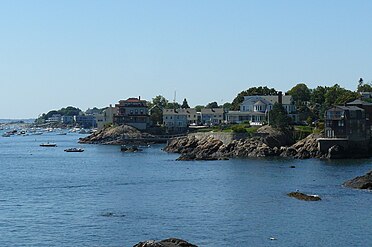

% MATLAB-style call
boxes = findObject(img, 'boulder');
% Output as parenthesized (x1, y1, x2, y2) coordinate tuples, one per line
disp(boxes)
(287, 191, 321, 201)
(133, 238, 197, 247)
(257, 125, 294, 148)
(343, 170, 372, 190)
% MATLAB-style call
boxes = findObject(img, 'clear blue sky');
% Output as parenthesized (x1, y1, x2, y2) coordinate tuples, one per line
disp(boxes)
(1, 0, 371, 118)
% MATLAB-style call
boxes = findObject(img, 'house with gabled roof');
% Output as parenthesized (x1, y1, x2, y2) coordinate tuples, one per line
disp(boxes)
(163, 108, 188, 133)
(318, 105, 371, 153)
(226, 92, 298, 125)
(200, 108, 225, 126)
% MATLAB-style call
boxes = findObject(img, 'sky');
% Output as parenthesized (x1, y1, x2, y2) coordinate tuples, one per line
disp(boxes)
(1, 0, 371, 118)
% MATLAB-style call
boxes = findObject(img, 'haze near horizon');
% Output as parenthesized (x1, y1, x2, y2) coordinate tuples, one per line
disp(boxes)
(1, 0, 371, 118)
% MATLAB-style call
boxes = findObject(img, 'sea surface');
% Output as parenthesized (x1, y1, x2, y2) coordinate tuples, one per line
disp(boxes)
(0, 132, 371, 246)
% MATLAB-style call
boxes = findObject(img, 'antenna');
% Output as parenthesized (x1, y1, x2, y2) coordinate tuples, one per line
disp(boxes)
(173, 90, 177, 109)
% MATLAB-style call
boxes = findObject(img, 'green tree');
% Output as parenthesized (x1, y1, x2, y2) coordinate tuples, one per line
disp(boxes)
(181, 98, 190, 109)
(286, 83, 311, 106)
(205, 101, 219, 109)
(40, 106, 82, 121)
(231, 86, 277, 110)
(269, 103, 291, 129)
(325, 84, 359, 106)
(309, 84, 359, 120)
(148, 95, 169, 125)
(222, 102, 232, 110)
(194, 105, 204, 112)
(357, 78, 372, 92)
(59, 106, 82, 116)
(166, 102, 181, 109)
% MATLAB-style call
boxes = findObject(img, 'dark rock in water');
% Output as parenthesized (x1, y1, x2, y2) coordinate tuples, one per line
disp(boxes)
(343, 170, 372, 190)
(100, 212, 126, 218)
(287, 192, 321, 201)
(133, 238, 197, 247)
(290, 165, 296, 168)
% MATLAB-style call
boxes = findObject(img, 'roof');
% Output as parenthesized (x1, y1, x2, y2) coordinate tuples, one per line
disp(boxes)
(242, 95, 293, 106)
(329, 106, 364, 112)
(227, 111, 265, 116)
(163, 109, 188, 115)
(201, 108, 224, 114)
(261, 95, 293, 105)
(254, 100, 266, 105)
(346, 99, 372, 106)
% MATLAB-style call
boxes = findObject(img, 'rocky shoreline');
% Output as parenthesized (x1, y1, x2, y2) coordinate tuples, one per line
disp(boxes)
(79, 125, 155, 145)
(164, 126, 326, 160)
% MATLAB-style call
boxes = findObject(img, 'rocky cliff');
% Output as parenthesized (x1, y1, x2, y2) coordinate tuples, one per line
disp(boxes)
(164, 126, 326, 160)
(79, 125, 154, 145)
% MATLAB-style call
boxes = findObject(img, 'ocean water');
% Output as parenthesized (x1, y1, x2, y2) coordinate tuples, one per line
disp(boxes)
(0, 132, 371, 246)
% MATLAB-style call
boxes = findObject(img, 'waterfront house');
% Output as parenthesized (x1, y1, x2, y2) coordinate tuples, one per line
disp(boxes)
(47, 114, 62, 123)
(74, 115, 97, 129)
(200, 108, 224, 126)
(226, 92, 298, 125)
(318, 105, 370, 153)
(346, 99, 372, 127)
(183, 108, 199, 125)
(359, 91, 372, 100)
(163, 109, 188, 133)
(113, 97, 150, 130)
(61, 115, 74, 125)
(96, 105, 118, 129)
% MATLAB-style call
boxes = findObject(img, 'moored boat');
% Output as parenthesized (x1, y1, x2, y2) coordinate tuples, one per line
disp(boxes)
(64, 148, 84, 152)
(40, 142, 57, 147)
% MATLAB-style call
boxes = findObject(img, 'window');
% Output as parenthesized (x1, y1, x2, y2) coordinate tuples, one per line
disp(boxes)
(338, 121, 344, 127)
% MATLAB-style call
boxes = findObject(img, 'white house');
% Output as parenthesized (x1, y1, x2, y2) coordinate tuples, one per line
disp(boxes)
(227, 92, 298, 125)
(96, 105, 118, 129)
(163, 109, 188, 133)
(200, 108, 225, 125)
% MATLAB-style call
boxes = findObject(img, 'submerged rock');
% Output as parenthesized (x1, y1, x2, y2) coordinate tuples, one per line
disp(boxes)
(133, 238, 197, 247)
(343, 170, 372, 190)
(287, 192, 321, 201)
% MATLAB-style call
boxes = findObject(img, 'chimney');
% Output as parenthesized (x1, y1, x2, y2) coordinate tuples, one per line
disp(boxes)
(139, 96, 141, 100)
(278, 91, 283, 104)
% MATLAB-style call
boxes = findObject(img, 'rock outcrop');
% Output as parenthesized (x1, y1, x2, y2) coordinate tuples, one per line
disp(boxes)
(280, 133, 325, 159)
(133, 238, 197, 247)
(343, 170, 372, 190)
(287, 192, 321, 201)
(79, 125, 154, 145)
(164, 126, 325, 160)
